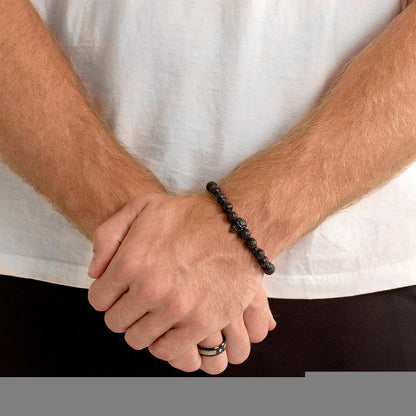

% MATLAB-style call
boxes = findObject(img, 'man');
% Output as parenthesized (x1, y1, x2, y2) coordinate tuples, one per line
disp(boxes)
(1, 0, 415, 376)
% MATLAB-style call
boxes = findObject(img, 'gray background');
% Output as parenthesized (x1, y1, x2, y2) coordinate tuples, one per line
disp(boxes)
(1, 373, 415, 416)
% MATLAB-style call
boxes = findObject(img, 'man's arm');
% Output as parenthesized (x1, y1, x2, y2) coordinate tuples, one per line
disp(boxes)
(219, 2, 416, 261)
(0, 0, 165, 240)
(85, 2, 416, 363)
(0, 0, 275, 375)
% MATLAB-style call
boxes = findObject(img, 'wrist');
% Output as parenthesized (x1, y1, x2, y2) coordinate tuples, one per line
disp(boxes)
(217, 184, 287, 261)
(68, 144, 167, 240)
(191, 187, 271, 282)
(205, 182, 276, 275)
(217, 165, 309, 261)
(191, 189, 266, 282)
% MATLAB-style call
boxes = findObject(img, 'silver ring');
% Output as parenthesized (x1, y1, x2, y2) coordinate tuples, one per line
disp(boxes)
(197, 334, 227, 357)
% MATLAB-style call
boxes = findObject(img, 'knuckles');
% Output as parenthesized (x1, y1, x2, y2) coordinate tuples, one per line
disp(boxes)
(178, 360, 201, 373)
(203, 361, 228, 376)
(228, 343, 251, 365)
(249, 327, 269, 344)
(139, 280, 169, 302)
(148, 341, 178, 362)
(91, 224, 107, 247)
(190, 315, 213, 335)
(104, 310, 126, 333)
(114, 257, 141, 281)
(167, 298, 191, 318)
(169, 351, 201, 373)
(124, 331, 145, 351)
(87, 289, 109, 312)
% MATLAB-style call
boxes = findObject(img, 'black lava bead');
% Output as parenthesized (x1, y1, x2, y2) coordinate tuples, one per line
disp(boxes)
(215, 191, 227, 203)
(205, 181, 274, 275)
(206, 181, 218, 193)
(258, 256, 269, 267)
(250, 247, 260, 255)
(235, 218, 247, 229)
(263, 262, 276, 275)
(227, 211, 238, 223)
(221, 201, 233, 213)
(245, 238, 257, 250)
(253, 248, 265, 260)
(238, 228, 251, 240)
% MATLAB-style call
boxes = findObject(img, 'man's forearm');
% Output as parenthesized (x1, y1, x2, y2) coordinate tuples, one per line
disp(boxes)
(0, 0, 165, 240)
(218, 3, 416, 261)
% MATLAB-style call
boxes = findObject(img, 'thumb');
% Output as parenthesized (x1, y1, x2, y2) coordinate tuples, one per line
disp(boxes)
(87, 194, 151, 279)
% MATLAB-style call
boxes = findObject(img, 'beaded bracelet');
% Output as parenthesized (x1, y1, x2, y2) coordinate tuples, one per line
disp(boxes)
(205, 181, 276, 275)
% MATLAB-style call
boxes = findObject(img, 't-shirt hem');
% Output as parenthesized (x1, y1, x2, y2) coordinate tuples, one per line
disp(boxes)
(263, 258, 416, 299)
(0, 252, 93, 289)
(1, 251, 416, 299)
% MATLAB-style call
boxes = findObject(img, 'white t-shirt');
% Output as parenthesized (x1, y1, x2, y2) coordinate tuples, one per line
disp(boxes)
(1, 0, 415, 299)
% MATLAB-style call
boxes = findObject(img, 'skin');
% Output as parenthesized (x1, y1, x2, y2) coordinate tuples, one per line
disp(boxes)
(88, 1, 416, 371)
(1, 0, 416, 375)
(0, 0, 274, 375)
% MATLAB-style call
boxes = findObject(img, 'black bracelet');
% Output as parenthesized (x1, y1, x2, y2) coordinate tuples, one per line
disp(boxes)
(205, 181, 276, 275)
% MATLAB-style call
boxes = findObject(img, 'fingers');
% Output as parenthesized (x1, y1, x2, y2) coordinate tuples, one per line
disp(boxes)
(152, 318, 251, 375)
(243, 286, 276, 343)
(88, 233, 163, 312)
(198, 332, 228, 375)
(148, 327, 205, 363)
(88, 195, 150, 279)
(87, 269, 131, 312)
(103, 289, 152, 333)
(167, 346, 202, 373)
(124, 311, 178, 351)
(167, 332, 230, 375)
(222, 314, 251, 365)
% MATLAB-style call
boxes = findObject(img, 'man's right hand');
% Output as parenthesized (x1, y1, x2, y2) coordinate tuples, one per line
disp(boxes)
(88, 200, 277, 375)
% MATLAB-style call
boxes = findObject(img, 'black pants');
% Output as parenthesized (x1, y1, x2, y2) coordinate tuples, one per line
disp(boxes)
(1, 273, 416, 377)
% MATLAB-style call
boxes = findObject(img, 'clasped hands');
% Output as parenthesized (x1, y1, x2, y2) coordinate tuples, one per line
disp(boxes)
(87, 191, 276, 375)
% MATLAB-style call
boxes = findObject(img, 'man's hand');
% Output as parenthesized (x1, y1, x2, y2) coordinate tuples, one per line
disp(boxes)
(87, 192, 271, 366)
(168, 287, 276, 374)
